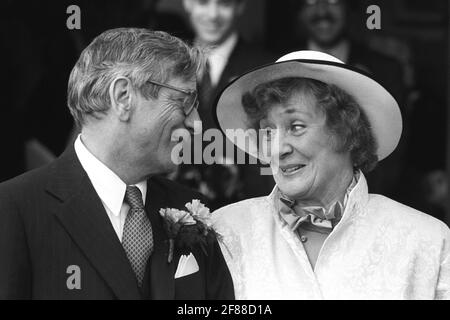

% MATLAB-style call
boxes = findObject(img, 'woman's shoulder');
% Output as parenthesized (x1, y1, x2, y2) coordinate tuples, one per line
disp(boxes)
(368, 193, 449, 236)
(212, 196, 271, 227)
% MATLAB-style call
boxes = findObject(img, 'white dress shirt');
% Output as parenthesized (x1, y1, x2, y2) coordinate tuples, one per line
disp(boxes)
(205, 32, 238, 87)
(74, 135, 147, 241)
(213, 172, 450, 300)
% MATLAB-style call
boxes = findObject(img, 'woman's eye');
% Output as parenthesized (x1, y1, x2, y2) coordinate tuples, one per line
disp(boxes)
(291, 124, 306, 134)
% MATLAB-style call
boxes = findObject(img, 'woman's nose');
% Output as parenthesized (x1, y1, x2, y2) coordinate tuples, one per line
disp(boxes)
(279, 140, 293, 160)
(271, 132, 293, 161)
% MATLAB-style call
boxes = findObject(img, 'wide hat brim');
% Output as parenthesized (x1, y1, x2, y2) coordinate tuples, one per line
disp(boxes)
(214, 51, 402, 163)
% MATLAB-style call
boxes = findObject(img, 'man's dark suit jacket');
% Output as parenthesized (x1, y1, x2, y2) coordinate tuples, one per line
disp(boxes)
(0, 146, 234, 300)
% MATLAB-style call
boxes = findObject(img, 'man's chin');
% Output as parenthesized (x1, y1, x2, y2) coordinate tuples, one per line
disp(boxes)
(163, 162, 178, 175)
(198, 29, 232, 46)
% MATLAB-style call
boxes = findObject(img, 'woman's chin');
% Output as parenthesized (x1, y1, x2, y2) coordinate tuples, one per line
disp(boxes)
(276, 174, 311, 197)
(277, 183, 309, 200)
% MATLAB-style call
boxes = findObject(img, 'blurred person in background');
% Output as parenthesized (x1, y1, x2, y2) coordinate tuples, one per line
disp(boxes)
(400, 91, 448, 222)
(289, 0, 407, 201)
(132, 0, 192, 39)
(176, 0, 275, 210)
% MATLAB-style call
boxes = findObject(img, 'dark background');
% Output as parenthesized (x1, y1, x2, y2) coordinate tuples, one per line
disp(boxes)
(1, 0, 448, 223)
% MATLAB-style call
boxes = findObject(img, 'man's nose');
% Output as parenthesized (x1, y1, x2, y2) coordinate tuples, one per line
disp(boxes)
(207, 2, 220, 19)
(184, 108, 201, 135)
(315, 1, 330, 15)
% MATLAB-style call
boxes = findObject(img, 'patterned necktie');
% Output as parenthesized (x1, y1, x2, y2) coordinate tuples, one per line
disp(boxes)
(122, 186, 153, 287)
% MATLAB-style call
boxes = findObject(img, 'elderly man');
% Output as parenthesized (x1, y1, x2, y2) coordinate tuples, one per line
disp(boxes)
(0, 28, 234, 300)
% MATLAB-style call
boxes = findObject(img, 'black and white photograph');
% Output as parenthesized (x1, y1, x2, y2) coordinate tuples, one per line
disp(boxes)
(0, 0, 449, 304)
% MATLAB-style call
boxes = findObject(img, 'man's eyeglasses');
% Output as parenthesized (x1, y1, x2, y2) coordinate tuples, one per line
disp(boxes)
(146, 80, 199, 116)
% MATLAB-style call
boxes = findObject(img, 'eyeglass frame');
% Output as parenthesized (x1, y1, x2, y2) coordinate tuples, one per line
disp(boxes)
(146, 79, 199, 116)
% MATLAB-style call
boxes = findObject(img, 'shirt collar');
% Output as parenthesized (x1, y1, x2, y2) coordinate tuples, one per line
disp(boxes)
(207, 32, 238, 61)
(203, 32, 238, 86)
(74, 134, 147, 216)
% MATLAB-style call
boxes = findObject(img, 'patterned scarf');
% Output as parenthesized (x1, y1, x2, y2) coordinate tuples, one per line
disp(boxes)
(279, 172, 359, 233)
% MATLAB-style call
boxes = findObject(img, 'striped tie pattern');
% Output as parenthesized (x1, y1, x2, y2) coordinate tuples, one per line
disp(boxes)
(122, 186, 153, 287)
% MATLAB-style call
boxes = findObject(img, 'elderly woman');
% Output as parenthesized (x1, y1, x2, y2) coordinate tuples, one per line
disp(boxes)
(212, 51, 450, 299)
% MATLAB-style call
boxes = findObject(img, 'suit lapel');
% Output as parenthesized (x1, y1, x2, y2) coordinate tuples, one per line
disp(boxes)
(46, 147, 142, 300)
(144, 178, 176, 299)
(147, 239, 176, 299)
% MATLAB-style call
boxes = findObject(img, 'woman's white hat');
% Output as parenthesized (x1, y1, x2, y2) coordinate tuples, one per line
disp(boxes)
(214, 50, 402, 162)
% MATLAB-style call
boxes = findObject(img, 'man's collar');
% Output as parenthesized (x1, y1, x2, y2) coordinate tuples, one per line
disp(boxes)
(206, 32, 239, 59)
(198, 32, 239, 86)
(74, 134, 147, 216)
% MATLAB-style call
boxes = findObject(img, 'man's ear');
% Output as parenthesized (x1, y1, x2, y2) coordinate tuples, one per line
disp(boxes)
(182, 0, 193, 12)
(109, 77, 132, 122)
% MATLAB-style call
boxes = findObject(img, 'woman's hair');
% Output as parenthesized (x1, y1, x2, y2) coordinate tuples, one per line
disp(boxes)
(241, 77, 378, 173)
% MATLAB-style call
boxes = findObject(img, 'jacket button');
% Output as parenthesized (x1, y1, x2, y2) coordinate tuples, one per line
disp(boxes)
(300, 236, 308, 243)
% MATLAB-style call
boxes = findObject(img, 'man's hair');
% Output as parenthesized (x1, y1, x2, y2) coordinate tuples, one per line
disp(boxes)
(67, 28, 204, 128)
(242, 77, 378, 173)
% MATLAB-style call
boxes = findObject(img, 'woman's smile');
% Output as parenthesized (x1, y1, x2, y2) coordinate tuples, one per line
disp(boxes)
(279, 164, 306, 176)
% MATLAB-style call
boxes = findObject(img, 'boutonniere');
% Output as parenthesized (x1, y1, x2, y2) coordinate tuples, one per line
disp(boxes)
(159, 199, 220, 263)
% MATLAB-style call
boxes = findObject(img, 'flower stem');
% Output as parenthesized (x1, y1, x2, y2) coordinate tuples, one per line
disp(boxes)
(168, 239, 174, 263)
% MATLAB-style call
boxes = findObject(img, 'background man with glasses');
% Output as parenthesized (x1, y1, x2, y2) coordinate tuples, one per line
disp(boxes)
(0, 28, 234, 300)
(291, 0, 407, 202)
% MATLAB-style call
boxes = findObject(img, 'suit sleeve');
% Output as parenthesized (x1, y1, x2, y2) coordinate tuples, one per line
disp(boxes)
(205, 233, 235, 300)
(0, 186, 32, 299)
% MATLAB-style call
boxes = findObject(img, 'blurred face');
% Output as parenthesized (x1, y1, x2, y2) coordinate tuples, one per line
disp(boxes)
(184, 0, 244, 46)
(130, 76, 200, 175)
(260, 92, 352, 203)
(299, 0, 347, 48)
